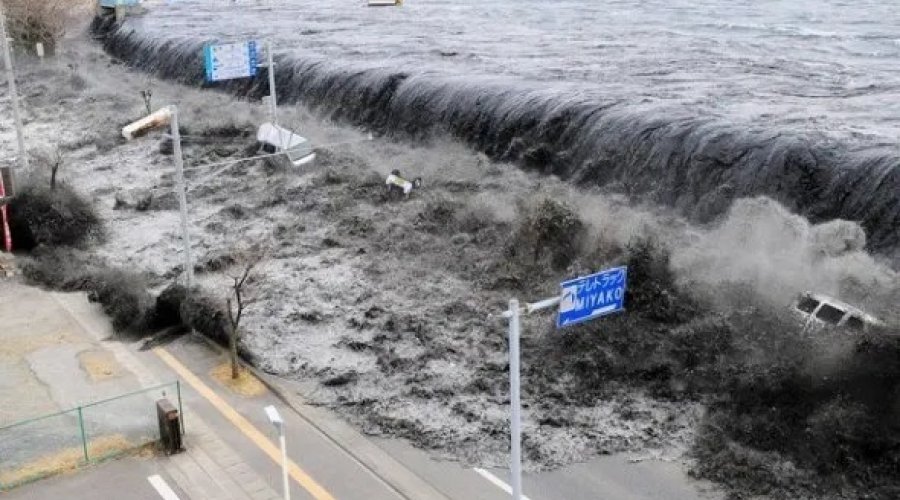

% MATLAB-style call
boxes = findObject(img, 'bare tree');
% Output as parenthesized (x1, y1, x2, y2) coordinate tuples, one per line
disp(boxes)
(48, 148, 62, 191)
(33, 146, 63, 190)
(140, 80, 153, 115)
(225, 246, 266, 379)
(2, 0, 66, 52)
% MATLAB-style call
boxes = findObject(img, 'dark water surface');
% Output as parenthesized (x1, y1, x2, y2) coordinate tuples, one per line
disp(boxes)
(137, 0, 900, 142)
(99, 0, 900, 254)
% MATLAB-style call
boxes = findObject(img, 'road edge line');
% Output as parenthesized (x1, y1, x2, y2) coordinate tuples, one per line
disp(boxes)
(473, 468, 533, 500)
(148, 474, 182, 500)
(152, 347, 336, 500)
(189, 332, 451, 500)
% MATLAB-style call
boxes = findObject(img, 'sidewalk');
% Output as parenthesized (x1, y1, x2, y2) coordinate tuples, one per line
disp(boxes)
(0, 282, 280, 500)
(50, 287, 284, 500)
(162, 415, 281, 500)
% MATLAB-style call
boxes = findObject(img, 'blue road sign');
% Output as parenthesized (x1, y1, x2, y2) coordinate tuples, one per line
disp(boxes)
(99, 0, 140, 8)
(203, 41, 259, 82)
(557, 266, 627, 328)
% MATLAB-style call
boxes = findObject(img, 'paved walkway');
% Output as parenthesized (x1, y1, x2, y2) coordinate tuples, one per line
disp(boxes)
(163, 416, 281, 500)
(0, 282, 280, 500)
(51, 287, 284, 500)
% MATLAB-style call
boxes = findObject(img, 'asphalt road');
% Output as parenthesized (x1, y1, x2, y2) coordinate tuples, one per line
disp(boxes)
(4, 456, 188, 500)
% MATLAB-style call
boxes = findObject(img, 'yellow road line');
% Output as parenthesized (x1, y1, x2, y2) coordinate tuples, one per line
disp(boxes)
(153, 347, 336, 500)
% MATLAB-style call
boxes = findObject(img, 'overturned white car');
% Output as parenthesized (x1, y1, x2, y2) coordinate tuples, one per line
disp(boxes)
(793, 291, 885, 332)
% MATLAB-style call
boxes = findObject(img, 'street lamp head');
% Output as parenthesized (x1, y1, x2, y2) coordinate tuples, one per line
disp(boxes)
(121, 106, 174, 140)
(264, 405, 283, 428)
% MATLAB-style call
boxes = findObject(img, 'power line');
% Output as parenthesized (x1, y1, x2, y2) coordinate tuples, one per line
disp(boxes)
(133, 135, 375, 197)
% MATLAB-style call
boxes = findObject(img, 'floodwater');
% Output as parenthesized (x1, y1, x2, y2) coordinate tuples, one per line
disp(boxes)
(136, 0, 900, 142)
(106, 0, 900, 255)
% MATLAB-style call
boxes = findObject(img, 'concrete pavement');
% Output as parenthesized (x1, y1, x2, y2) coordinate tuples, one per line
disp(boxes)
(48, 288, 286, 500)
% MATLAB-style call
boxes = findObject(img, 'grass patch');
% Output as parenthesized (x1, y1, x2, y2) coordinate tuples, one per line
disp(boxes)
(77, 350, 124, 382)
(0, 434, 142, 490)
(210, 362, 267, 397)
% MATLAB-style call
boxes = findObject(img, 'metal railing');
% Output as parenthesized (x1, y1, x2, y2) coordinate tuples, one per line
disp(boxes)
(0, 381, 182, 490)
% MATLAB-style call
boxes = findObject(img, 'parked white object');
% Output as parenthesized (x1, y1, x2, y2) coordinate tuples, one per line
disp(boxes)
(385, 173, 415, 195)
(385, 170, 422, 198)
(256, 122, 315, 168)
(368, 0, 401, 6)
(793, 291, 884, 332)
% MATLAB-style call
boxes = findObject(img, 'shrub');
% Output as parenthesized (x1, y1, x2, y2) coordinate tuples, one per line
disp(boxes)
(179, 291, 229, 345)
(19, 246, 97, 288)
(2, 0, 70, 52)
(7, 180, 101, 250)
(623, 236, 696, 323)
(507, 198, 585, 271)
(85, 269, 153, 333)
(21, 248, 153, 334)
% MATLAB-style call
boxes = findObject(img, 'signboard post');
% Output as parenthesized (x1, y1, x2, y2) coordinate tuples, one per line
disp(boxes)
(204, 41, 259, 82)
(203, 40, 277, 124)
(557, 266, 627, 327)
(498, 266, 628, 500)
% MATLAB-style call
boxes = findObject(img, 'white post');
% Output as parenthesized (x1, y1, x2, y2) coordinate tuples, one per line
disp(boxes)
(115, 0, 126, 22)
(0, 2, 29, 193)
(169, 106, 194, 289)
(265, 405, 290, 500)
(508, 298, 523, 500)
(279, 430, 291, 500)
(266, 40, 278, 125)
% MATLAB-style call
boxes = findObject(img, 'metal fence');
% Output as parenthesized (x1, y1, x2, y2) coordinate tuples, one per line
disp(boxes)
(0, 381, 182, 490)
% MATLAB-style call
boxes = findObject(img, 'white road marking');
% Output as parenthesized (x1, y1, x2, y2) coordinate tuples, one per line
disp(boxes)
(473, 468, 534, 500)
(148, 474, 181, 500)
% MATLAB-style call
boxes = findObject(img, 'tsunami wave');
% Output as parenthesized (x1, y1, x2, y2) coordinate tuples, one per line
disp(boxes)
(92, 17, 900, 260)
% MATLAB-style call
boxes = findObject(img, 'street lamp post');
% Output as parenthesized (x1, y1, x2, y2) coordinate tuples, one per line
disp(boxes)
(265, 405, 290, 500)
(121, 105, 194, 288)
(0, 1, 30, 193)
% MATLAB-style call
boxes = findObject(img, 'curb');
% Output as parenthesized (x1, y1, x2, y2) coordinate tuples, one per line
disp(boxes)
(191, 332, 451, 500)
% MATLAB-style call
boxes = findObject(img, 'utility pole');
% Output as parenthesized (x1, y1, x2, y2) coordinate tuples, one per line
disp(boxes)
(507, 298, 523, 500)
(121, 106, 195, 288)
(0, 0, 30, 194)
(169, 106, 194, 289)
(266, 40, 277, 125)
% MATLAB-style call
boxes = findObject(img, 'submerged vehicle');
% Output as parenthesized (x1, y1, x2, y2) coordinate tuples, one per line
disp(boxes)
(256, 123, 316, 169)
(793, 291, 885, 332)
